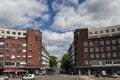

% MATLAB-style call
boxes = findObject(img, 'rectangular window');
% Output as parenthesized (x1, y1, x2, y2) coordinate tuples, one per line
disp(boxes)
(100, 30, 104, 34)
(90, 48, 94, 52)
(113, 53, 117, 57)
(12, 43, 15, 46)
(84, 48, 88, 52)
(111, 29, 115, 32)
(89, 42, 93, 46)
(96, 54, 99, 58)
(118, 39, 120, 43)
(17, 49, 21, 53)
(95, 47, 99, 52)
(117, 28, 120, 31)
(18, 32, 21, 35)
(106, 29, 109, 33)
(23, 43, 26, 47)
(28, 44, 32, 47)
(106, 47, 110, 51)
(90, 54, 94, 58)
(11, 49, 15, 53)
(94, 31, 98, 34)
(112, 46, 117, 50)
(107, 53, 111, 58)
(101, 53, 105, 58)
(12, 32, 16, 35)
(112, 40, 116, 44)
(84, 61, 88, 65)
(18, 43, 21, 47)
(106, 40, 110, 45)
(6, 48, 10, 52)
(28, 50, 32, 53)
(84, 54, 88, 58)
(100, 41, 104, 45)
(100, 47, 104, 52)
(7, 31, 10, 34)
(23, 33, 26, 36)
(6, 42, 10, 46)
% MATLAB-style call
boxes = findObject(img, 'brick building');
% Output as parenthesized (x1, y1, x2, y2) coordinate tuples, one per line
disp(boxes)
(0, 27, 43, 74)
(68, 25, 120, 75)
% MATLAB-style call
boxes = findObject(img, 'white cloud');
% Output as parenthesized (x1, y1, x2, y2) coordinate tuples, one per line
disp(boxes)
(0, 0, 49, 28)
(51, 0, 120, 31)
(42, 30, 73, 59)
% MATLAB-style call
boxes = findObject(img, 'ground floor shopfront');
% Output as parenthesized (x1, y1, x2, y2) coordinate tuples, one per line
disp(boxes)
(75, 66, 120, 75)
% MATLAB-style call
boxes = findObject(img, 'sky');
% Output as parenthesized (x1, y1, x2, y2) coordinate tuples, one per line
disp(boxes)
(1, 0, 120, 59)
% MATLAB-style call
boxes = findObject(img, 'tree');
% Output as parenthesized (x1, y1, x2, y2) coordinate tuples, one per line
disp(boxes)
(49, 55, 57, 68)
(61, 54, 70, 73)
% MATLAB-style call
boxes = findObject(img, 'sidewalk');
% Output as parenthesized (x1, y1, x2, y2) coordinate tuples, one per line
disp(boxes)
(80, 75, 95, 80)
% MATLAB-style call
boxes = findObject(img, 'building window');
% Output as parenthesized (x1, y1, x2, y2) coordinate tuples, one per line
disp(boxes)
(118, 45, 120, 50)
(118, 39, 120, 43)
(96, 54, 99, 58)
(6, 48, 10, 52)
(7, 31, 10, 34)
(5, 55, 10, 59)
(22, 56, 26, 59)
(18, 32, 21, 35)
(106, 47, 111, 51)
(0, 48, 4, 53)
(1, 30, 5, 34)
(107, 53, 111, 58)
(23, 43, 26, 47)
(100, 41, 104, 45)
(12, 32, 16, 35)
(106, 40, 110, 45)
(117, 28, 120, 31)
(23, 33, 26, 36)
(106, 61, 112, 64)
(84, 48, 88, 52)
(84, 54, 88, 58)
(84, 42, 88, 46)
(112, 40, 116, 44)
(94, 41, 99, 46)
(89, 32, 93, 35)
(112, 46, 117, 50)
(111, 29, 115, 32)
(90, 48, 94, 52)
(95, 47, 99, 52)
(17, 49, 21, 53)
(113, 53, 117, 57)
(22, 49, 26, 52)
(100, 30, 104, 34)
(17, 56, 21, 59)
(94, 31, 98, 34)
(100, 47, 104, 52)
(90, 54, 94, 58)
(84, 61, 88, 65)
(101, 53, 105, 58)
(18, 43, 21, 47)
(89, 42, 93, 46)
(106, 29, 109, 33)
(12, 43, 15, 46)
(6, 42, 10, 46)
(28, 56, 32, 59)
(11, 49, 15, 53)
(28, 44, 32, 47)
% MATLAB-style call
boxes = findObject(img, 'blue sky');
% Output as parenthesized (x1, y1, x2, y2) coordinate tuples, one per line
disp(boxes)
(0, 0, 120, 59)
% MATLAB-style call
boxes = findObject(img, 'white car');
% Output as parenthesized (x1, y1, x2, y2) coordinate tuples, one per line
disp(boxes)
(0, 75, 9, 80)
(22, 74, 35, 80)
(112, 73, 118, 78)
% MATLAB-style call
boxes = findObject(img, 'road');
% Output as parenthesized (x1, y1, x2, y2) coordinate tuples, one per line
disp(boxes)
(35, 74, 84, 80)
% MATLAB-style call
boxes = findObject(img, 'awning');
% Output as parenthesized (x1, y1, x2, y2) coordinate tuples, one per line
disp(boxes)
(3, 68, 26, 73)
(16, 70, 26, 72)
(3, 68, 17, 72)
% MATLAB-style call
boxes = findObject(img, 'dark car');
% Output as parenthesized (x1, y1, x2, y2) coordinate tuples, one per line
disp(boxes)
(46, 68, 54, 75)
(95, 73, 100, 77)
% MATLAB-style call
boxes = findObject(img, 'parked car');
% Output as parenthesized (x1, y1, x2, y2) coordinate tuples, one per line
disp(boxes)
(0, 75, 9, 80)
(22, 74, 35, 80)
(112, 73, 118, 78)
(95, 73, 100, 77)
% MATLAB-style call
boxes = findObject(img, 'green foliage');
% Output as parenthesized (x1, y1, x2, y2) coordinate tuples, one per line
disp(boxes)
(61, 54, 70, 72)
(49, 55, 57, 68)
